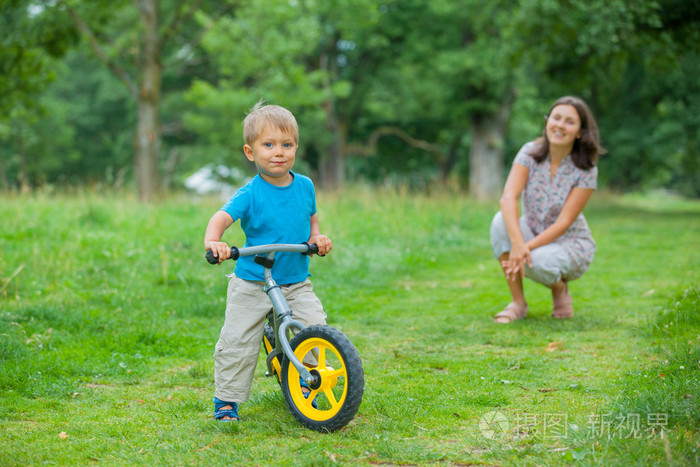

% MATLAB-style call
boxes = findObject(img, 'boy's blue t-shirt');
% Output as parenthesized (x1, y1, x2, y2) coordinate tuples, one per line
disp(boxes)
(220, 171, 316, 284)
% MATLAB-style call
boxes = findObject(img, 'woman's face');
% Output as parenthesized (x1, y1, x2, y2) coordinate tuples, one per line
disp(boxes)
(546, 104, 582, 150)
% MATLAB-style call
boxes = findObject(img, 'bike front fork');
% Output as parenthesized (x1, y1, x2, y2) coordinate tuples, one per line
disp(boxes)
(262, 265, 317, 386)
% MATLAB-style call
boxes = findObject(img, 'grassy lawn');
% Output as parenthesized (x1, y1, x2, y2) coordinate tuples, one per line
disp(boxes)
(1, 188, 698, 465)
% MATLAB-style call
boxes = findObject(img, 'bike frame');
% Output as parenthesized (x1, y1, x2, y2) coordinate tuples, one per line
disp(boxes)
(216, 243, 319, 386)
(207, 242, 364, 432)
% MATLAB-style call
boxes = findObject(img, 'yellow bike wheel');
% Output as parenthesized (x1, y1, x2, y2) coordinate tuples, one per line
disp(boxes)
(281, 324, 364, 432)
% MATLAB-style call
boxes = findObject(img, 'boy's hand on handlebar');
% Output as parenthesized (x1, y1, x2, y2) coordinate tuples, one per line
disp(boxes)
(205, 241, 231, 264)
(308, 235, 332, 256)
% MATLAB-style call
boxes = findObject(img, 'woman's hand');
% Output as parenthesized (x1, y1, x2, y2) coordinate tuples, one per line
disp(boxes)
(503, 242, 532, 281)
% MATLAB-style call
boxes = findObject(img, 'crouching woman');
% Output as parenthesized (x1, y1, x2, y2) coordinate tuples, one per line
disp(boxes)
(490, 96, 604, 323)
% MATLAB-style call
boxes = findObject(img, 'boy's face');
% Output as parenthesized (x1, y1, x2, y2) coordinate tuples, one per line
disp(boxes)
(244, 125, 297, 186)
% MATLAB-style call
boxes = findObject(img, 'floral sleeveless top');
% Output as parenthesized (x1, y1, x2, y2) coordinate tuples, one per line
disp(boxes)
(514, 142, 598, 278)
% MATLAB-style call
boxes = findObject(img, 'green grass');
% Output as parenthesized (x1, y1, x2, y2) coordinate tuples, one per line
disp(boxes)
(1, 187, 699, 465)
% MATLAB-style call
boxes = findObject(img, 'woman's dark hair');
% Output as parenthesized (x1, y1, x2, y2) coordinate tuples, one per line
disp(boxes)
(529, 96, 605, 170)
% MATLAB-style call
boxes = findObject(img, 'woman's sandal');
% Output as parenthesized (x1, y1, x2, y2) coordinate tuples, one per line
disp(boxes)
(552, 282, 574, 319)
(213, 397, 239, 422)
(494, 302, 528, 324)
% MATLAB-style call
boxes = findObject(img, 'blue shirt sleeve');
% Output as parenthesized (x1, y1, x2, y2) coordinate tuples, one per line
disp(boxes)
(220, 182, 252, 222)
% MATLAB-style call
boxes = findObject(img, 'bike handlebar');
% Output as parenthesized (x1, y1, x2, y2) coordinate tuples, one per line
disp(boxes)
(205, 242, 320, 265)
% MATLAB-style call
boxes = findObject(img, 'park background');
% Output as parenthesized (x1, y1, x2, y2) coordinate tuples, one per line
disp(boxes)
(1, 0, 699, 465)
(2, 0, 699, 200)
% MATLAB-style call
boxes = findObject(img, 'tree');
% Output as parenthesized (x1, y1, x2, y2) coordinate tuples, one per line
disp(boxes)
(514, 0, 699, 195)
(650, 0, 700, 196)
(442, 0, 675, 198)
(58, 0, 233, 201)
(0, 0, 76, 191)
(8, 0, 696, 198)
(185, 0, 382, 189)
(174, 0, 700, 197)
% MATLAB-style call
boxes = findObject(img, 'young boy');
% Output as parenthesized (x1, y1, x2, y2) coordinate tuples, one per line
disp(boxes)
(204, 103, 332, 421)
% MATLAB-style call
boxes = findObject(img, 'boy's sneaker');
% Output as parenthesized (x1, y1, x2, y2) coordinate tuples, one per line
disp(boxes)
(299, 377, 318, 409)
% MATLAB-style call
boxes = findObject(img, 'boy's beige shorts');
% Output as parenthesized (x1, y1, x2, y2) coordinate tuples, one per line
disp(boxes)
(214, 274, 327, 403)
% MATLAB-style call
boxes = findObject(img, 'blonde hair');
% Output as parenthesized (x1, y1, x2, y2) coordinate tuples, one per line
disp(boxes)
(242, 100, 299, 146)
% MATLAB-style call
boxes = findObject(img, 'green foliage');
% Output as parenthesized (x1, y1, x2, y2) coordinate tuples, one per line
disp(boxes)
(0, 0, 78, 189)
(601, 285, 700, 464)
(185, 0, 383, 173)
(1, 0, 699, 196)
(1, 46, 136, 188)
(0, 0, 76, 113)
(0, 190, 699, 464)
(43, 48, 135, 184)
(618, 285, 700, 430)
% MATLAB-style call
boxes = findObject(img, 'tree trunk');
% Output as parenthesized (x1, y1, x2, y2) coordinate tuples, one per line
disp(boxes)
(0, 154, 7, 191)
(319, 106, 346, 190)
(440, 132, 465, 180)
(65, 0, 216, 201)
(468, 99, 513, 200)
(15, 127, 30, 194)
(318, 52, 345, 190)
(134, 0, 161, 202)
(161, 146, 180, 191)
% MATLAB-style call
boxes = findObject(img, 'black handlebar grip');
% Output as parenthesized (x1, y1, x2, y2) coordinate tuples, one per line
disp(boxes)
(303, 242, 324, 256)
(205, 249, 219, 264)
(205, 246, 240, 264)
